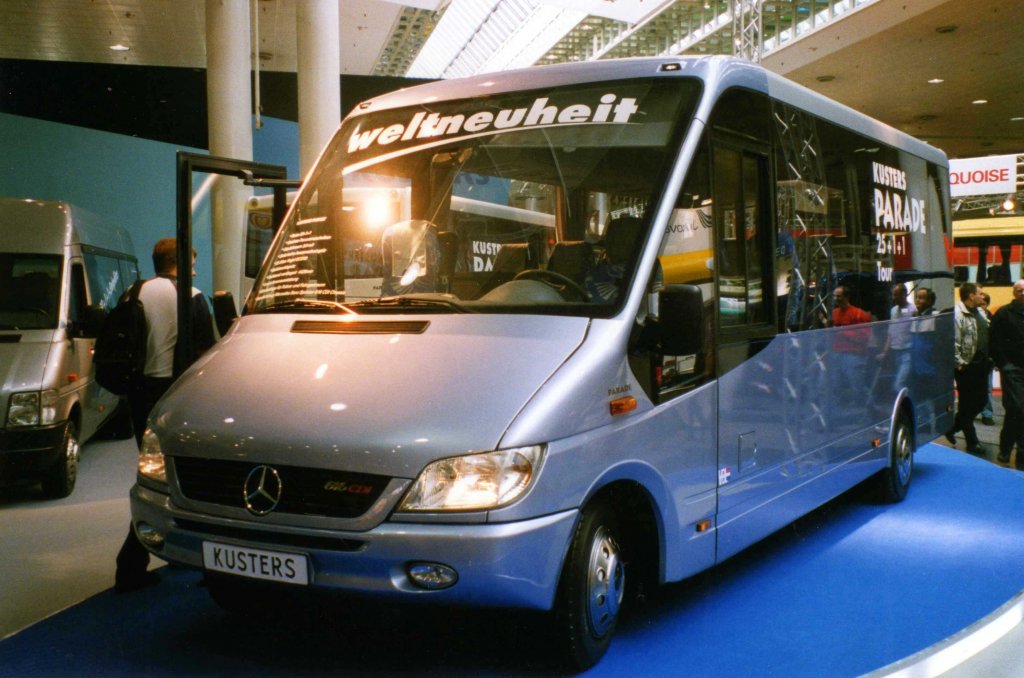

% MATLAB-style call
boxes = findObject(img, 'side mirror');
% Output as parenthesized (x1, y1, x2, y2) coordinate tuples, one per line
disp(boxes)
(658, 284, 704, 357)
(212, 291, 238, 337)
(78, 304, 107, 339)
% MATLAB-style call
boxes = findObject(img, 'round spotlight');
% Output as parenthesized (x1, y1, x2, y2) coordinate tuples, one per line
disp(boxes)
(135, 523, 165, 549)
(407, 562, 458, 590)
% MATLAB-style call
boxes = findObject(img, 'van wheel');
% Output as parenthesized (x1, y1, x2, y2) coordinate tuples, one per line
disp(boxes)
(552, 500, 625, 671)
(876, 413, 913, 502)
(42, 421, 79, 499)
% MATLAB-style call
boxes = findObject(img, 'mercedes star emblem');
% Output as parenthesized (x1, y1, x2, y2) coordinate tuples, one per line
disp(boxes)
(243, 465, 283, 516)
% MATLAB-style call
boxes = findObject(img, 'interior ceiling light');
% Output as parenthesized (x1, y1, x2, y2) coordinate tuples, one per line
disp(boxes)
(935, 25, 957, 34)
(928, 78, 944, 84)
(1011, 116, 1024, 122)
(109, 44, 130, 52)
(1002, 196, 1017, 212)
(973, 99, 989, 105)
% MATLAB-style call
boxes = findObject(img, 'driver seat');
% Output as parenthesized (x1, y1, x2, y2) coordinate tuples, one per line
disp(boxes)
(585, 216, 644, 303)
(477, 243, 534, 296)
(546, 241, 593, 287)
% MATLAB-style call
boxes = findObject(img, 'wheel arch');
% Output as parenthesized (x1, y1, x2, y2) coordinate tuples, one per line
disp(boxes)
(891, 388, 916, 453)
(576, 471, 667, 593)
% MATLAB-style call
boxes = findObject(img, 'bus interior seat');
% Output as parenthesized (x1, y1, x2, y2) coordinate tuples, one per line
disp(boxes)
(478, 243, 534, 296)
(604, 217, 644, 266)
(436, 231, 459, 293)
(546, 241, 593, 286)
(587, 217, 644, 302)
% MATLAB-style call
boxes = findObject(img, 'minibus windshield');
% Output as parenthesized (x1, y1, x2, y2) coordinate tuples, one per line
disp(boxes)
(252, 78, 701, 316)
(0, 254, 62, 330)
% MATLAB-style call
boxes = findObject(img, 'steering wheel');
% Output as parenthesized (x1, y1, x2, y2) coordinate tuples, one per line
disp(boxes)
(513, 269, 590, 302)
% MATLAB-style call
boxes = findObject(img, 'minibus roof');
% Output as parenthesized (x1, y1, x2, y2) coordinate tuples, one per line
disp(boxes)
(0, 197, 135, 256)
(347, 55, 946, 168)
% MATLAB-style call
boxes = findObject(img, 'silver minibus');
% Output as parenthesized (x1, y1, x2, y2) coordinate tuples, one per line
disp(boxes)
(130, 56, 953, 669)
(1, 198, 138, 497)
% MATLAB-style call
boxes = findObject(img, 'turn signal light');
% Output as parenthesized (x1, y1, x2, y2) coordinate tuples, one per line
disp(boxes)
(610, 396, 637, 416)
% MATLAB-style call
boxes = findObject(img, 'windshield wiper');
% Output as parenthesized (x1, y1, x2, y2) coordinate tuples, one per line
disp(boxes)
(258, 298, 356, 314)
(346, 295, 467, 313)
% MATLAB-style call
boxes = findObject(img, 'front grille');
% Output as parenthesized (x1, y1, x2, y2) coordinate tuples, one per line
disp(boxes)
(173, 457, 390, 519)
(174, 518, 365, 552)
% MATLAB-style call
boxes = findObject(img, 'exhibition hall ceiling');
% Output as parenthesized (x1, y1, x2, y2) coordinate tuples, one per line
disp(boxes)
(0, 0, 1021, 158)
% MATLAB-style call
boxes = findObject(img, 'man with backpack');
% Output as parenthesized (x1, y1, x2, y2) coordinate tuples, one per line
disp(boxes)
(113, 237, 216, 592)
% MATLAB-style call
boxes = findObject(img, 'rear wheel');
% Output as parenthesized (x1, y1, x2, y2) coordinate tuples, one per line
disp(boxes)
(876, 412, 913, 502)
(552, 500, 625, 671)
(41, 420, 78, 499)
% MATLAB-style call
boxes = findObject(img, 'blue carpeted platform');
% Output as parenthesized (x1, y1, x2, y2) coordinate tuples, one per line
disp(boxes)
(1, 443, 1022, 677)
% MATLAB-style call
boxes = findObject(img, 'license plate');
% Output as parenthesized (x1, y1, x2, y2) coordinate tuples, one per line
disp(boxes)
(202, 541, 309, 585)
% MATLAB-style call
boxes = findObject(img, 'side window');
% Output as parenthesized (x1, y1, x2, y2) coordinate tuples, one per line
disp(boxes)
(710, 89, 777, 376)
(82, 250, 127, 310)
(773, 102, 834, 332)
(772, 100, 936, 328)
(655, 140, 715, 398)
(714, 143, 772, 328)
(120, 257, 140, 291)
(245, 209, 275, 279)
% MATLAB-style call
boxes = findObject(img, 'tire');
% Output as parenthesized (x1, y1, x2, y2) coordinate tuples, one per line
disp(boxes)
(552, 500, 626, 671)
(876, 412, 913, 503)
(41, 420, 79, 499)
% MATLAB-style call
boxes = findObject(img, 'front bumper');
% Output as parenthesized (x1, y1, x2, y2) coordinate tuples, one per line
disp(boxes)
(131, 483, 578, 610)
(0, 423, 64, 482)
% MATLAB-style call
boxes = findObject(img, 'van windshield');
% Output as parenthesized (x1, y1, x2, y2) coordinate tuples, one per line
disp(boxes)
(0, 254, 62, 330)
(252, 78, 700, 317)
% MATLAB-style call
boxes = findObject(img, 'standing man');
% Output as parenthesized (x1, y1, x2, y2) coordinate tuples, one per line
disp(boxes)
(829, 285, 873, 404)
(886, 283, 916, 389)
(114, 237, 216, 592)
(944, 282, 991, 456)
(990, 279, 1024, 469)
(979, 292, 996, 425)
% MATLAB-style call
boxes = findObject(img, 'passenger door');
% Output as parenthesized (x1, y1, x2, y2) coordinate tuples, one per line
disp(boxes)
(710, 138, 787, 560)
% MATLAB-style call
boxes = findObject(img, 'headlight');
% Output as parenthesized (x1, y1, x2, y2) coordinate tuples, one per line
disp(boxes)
(6, 390, 59, 427)
(138, 428, 167, 484)
(399, 445, 545, 512)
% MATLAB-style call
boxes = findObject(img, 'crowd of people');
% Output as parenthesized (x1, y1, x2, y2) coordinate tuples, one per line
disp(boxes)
(944, 280, 1024, 470)
(828, 279, 1024, 470)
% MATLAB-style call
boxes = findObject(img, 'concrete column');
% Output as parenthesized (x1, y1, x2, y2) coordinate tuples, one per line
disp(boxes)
(297, 0, 341, 177)
(205, 0, 253, 299)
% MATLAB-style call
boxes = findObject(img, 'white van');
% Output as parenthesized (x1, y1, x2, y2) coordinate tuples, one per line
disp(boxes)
(0, 198, 139, 498)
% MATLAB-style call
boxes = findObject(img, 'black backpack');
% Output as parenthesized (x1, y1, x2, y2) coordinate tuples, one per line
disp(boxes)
(93, 280, 146, 396)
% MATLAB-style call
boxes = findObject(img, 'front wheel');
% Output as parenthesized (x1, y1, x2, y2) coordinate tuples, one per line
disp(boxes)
(41, 420, 79, 499)
(552, 500, 625, 671)
(875, 412, 913, 502)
